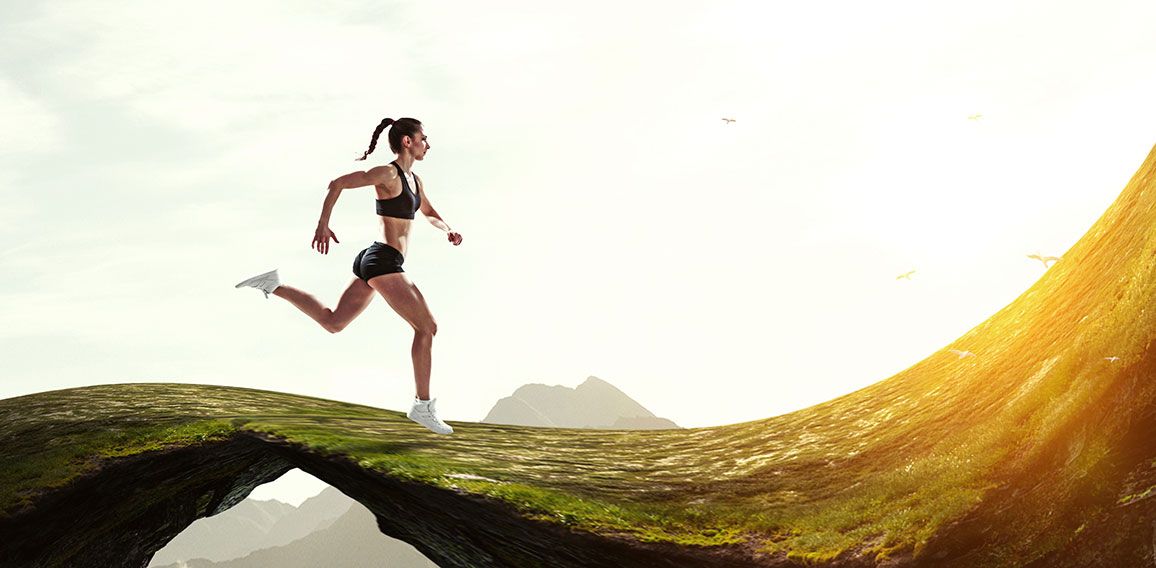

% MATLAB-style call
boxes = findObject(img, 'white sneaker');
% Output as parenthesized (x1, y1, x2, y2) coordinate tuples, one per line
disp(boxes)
(408, 398, 454, 435)
(235, 269, 281, 299)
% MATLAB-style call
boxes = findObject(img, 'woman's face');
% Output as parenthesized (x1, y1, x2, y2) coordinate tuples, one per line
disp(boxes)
(405, 128, 430, 160)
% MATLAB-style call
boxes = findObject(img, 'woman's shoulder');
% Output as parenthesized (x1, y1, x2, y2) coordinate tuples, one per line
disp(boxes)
(365, 164, 400, 185)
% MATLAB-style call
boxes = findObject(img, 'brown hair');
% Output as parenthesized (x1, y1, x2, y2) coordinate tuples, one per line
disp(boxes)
(356, 117, 423, 161)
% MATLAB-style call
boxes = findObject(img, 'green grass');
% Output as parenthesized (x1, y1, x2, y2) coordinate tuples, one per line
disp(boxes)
(0, 419, 238, 516)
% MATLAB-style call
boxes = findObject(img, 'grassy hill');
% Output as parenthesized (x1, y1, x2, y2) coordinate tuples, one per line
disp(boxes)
(4, 144, 1156, 567)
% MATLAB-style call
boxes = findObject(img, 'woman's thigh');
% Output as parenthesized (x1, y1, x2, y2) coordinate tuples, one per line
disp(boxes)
(332, 278, 377, 321)
(367, 273, 436, 332)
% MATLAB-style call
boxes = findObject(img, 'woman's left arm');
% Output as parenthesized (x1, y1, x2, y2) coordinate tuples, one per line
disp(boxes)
(417, 175, 463, 246)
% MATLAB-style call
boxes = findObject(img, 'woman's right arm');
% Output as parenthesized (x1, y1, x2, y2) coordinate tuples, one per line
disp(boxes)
(312, 166, 392, 254)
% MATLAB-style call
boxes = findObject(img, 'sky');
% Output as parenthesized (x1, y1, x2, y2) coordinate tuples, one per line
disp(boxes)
(5, 1, 1156, 503)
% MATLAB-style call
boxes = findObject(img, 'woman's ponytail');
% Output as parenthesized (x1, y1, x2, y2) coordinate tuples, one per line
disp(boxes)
(356, 118, 394, 161)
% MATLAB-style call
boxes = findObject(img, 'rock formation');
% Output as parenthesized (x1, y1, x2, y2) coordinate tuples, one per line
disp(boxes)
(6, 143, 1156, 567)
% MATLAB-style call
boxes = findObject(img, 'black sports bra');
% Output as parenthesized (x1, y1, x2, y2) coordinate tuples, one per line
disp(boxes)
(375, 162, 422, 219)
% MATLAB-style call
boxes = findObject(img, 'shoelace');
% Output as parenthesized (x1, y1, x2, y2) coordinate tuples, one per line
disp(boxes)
(258, 278, 276, 297)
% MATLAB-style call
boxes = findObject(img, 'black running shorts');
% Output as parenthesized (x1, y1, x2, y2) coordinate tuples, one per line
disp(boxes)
(353, 242, 404, 281)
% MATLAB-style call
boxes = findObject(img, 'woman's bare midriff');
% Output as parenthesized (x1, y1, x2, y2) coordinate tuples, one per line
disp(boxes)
(373, 176, 416, 257)
(378, 215, 413, 257)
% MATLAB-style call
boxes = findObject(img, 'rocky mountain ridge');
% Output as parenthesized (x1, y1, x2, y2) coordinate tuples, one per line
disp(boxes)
(482, 375, 680, 429)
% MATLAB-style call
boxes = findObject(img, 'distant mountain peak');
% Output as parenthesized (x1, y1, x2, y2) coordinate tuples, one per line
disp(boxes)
(575, 375, 623, 393)
(579, 375, 611, 387)
(483, 376, 679, 429)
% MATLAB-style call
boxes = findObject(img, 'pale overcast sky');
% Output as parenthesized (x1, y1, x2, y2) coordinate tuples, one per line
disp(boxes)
(4, 0, 1156, 444)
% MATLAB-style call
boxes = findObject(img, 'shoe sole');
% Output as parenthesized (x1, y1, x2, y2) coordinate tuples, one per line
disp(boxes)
(235, 270, 277, 289)
(408, 413, 453, 434)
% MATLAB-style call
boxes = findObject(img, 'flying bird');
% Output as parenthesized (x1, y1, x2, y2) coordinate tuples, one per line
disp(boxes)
(949, 349, 976, 359)
(1105, 356, 1121, 362)
(968, 114, 982, 121)
(1026, 252, 1063, 268)
(722, 118, 736, 124)
(896, 270, 916, 280)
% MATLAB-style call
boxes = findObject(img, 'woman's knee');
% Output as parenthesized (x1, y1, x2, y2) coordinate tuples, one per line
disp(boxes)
(414, 319, 438, 338)
(321, 311, 350, 334)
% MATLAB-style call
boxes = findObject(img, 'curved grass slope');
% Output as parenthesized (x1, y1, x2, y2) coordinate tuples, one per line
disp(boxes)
(5, 144, 1156, 566)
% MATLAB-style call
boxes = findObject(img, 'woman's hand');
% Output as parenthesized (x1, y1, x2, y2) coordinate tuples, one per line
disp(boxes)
(447, 231, 463, 246)
(312, 225, 339, 254)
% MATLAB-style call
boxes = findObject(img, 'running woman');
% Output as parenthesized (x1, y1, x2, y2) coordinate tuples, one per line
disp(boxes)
(236, 117, 461, 434)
